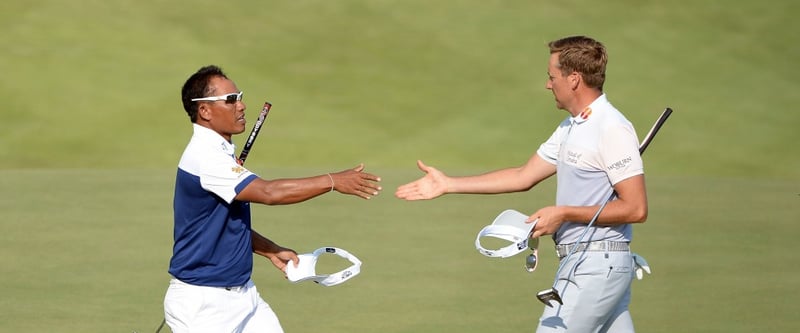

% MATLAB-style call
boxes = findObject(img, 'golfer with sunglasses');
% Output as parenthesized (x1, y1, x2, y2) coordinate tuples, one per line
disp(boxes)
(164, 65, 382, 333)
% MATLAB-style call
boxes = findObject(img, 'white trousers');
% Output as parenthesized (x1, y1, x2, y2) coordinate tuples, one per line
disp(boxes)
(164, 278, 284, 333)
(536, 250, 635, 333)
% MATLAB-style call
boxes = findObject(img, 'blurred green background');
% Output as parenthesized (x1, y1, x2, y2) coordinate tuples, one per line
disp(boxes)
(1, 0, 798, 332)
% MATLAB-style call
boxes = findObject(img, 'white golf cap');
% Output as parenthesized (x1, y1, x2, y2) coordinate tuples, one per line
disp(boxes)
(475, 209, 537, 258)
(286, 247, 362, 286)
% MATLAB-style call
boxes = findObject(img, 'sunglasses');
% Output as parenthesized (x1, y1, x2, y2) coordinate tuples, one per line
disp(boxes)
(191, 91, 243, 104)
(525, 236, 539, 272)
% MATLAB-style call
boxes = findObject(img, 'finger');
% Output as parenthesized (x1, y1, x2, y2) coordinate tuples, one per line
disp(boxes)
(361, 188, 380, 197)
(395, 182, 417, 195)
(363, 181, 383, 192)
(394, 189, 409, 199)
(361, 185, 379, 197)
(353, 163, 365, 172)
(395, 186, 418, 199)
(361, 173, 382, 182)
(350, 187, 373, 200)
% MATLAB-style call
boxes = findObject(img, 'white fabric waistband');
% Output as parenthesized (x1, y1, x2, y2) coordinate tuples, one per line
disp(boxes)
(169, 278, 252, 293)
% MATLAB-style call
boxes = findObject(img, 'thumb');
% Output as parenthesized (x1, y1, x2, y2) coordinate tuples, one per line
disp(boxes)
(353, 163, 365, 172)
(416, 160, 430, 173)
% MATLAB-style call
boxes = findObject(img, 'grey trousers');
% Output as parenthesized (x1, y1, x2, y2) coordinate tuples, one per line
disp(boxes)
(536, 250, 635, 333)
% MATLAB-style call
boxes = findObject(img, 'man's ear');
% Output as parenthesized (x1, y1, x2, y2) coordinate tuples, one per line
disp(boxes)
(197, 104, 212, 121)
(569, 72, 581, 90)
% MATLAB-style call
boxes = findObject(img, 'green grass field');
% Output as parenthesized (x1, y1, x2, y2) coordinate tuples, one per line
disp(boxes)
(1, 0, 798, 332)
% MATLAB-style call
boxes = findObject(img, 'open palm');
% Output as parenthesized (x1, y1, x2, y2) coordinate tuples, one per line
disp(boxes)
(395, 160, 449, 200)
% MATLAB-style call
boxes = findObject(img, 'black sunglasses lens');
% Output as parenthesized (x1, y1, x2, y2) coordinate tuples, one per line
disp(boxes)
(526, 253, 538, 271)
(225, 94, 238, 104)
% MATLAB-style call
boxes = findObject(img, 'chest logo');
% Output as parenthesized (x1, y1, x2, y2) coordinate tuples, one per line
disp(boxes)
(566, 150, 582, 165)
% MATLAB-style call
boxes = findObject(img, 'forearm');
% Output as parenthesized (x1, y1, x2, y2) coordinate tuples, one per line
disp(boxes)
(559, 198, 647, 226)
(251, 230, 283, 258)
(448, 156, 556, 194)
(447, 167, 532, 194)
(237, 175, 333, 205)
(260, 176, 333, 205)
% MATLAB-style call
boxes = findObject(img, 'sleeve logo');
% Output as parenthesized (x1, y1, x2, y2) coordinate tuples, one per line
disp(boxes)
(607, 156, 632, 171)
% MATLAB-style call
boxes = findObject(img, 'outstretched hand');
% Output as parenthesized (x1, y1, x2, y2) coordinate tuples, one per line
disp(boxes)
(330, 163, 382, 199)
(395, 160, 449, 200)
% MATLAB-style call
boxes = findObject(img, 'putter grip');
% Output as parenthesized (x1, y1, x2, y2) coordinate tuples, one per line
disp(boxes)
(238, 102, 272, 165)
(639, 107, 672, 155)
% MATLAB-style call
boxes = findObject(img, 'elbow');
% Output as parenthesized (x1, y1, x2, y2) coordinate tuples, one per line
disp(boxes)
(631, 206, 648, 223)
(517, 179, 541, 192)
(256, 190, 284, 205)
(262, 199, 281, 206)
(262, 194, 289, 205)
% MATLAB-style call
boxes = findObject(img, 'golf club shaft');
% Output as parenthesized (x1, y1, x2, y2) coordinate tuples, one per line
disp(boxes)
(238, 101, 272, 165)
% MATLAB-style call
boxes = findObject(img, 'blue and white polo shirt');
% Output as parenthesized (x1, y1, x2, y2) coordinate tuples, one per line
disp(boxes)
(537, 94, 643, 244)
(169, 124, 259, 287)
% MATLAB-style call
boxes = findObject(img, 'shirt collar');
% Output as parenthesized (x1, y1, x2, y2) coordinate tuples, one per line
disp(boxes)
(192, 124, 237, 156)
(570, 94, 608, 124)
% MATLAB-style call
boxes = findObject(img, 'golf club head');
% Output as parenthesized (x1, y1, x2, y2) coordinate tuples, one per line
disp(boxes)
(536, 288, 563, 307)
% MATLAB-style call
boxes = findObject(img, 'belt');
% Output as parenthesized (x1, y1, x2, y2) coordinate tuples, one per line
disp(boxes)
(555, 241, 630, 258)
(170, 278, 249, 292)
(223, 285, 246, 292)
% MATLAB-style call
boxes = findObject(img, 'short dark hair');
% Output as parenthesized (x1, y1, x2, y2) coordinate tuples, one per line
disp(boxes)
(181, 65, 228, 122)
(548, 36, 607, 90)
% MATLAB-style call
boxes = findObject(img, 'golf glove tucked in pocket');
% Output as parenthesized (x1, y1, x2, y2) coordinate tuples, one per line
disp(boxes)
(631, 253, 651, 280)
